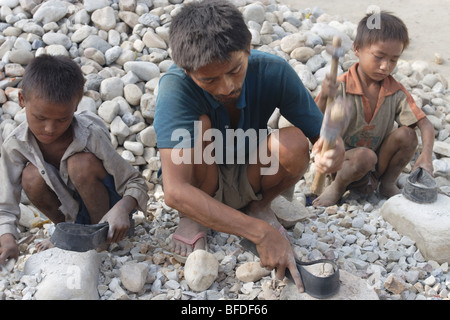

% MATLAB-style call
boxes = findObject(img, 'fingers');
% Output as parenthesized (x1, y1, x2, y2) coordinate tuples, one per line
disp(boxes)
(285, 259, 304, 292)
(314, 137, 345, 174)
(0, 250, 18, 270)
(261, 257, 304, 293)
(257, 243, 305, 292)
(107, 226, 129, 243)
(0, 250, 7, 266)
(311, 137, 323, 156)
(100, 210, 130, 243)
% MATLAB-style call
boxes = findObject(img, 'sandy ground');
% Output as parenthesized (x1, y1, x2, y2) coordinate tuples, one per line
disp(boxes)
(280, 0, 450, 82)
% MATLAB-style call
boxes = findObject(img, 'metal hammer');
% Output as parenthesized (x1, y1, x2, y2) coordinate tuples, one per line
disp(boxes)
(310, 36, 348, 195)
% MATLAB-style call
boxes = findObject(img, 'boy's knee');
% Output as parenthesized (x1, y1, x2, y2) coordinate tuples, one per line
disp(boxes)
(351, 148, 377, 174)
(397, 126, 418, 149)
(67, 152, 104, 183)
(22, 163, 46, 194)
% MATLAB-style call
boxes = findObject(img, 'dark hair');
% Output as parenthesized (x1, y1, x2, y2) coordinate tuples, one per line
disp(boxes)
(354, 11, 409, 51)
(21, 54, 85, 104)
(169, 0, 252, 71)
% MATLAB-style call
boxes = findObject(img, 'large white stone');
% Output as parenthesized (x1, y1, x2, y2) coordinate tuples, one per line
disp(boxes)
(381, 194, 450, 263)
(433, 141, 450, 157)
(23, 248, 100, 300)
(184, 250, 218, 292)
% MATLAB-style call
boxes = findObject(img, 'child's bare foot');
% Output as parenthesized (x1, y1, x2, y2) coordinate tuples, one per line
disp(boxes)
(379, 182, 401, 198)
(35, 239, 54, 252)
(312, 181, 346, 207)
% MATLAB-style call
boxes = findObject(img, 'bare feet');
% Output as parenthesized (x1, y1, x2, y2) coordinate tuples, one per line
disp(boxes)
(35, 239, 54, 252)
(171, 216, 208, 259)
(378, 182, 401, 198)
(312, 181, 346, 207)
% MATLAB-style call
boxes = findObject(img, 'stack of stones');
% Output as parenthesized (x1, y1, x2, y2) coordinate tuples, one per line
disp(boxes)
(0, 0, 449, 300)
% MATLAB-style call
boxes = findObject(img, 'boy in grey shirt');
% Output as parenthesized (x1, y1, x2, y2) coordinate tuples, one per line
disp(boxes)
(0, 55, 148, 266)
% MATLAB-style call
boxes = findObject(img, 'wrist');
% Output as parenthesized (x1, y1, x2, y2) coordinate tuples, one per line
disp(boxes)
(0, 233, 16, 245)
(247, 218, 273, 246)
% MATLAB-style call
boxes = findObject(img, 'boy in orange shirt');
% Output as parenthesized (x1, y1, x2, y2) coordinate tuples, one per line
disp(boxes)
(313, 11, 435, 207)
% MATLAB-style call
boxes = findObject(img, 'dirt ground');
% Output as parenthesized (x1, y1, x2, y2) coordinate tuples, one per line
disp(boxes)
(280, 0, 450, 82)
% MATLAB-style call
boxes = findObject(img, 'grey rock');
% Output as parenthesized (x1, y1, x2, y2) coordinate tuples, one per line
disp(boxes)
(81, 35, 112, 53)
(33, 1, 68, 24)
(123, 61, 160, 81)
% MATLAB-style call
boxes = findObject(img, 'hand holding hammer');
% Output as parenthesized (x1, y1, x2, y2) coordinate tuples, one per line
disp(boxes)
(310, 36, 350, 195)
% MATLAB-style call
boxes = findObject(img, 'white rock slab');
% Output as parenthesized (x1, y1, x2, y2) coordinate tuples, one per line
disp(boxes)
(281, 269, 378, 300)
(381, 194, 450, 264)
(23, 248, 100, 300)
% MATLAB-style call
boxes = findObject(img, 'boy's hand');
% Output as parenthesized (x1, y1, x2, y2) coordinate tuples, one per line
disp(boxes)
(99, 196, 137, 243)
(255, 226, 304, 293)
(312, 136, 345, 174)
(321, 74, 339, 99)
(412, 153, 434, 176)
(0, 233, 19, 267)
(317, 74, 341, 112)
(99, 207, 130, 244)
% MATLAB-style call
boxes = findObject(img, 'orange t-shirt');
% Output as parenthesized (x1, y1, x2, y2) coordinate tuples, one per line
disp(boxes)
(316, 63, 425, 151)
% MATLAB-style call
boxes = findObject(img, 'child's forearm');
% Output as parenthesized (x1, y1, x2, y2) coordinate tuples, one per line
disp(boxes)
(117, 195, 138, 217)
(417, 117, 435, 156)
(316, 93, 328, 113)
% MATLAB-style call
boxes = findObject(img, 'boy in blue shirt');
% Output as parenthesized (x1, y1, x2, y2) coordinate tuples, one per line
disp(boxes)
(154, 0, 344, 292)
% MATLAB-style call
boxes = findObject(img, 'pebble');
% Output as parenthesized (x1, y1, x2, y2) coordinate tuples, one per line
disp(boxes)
(120, 262, 148, 293)
(0, 0, 449, 301)
(236, 262, 271, 283)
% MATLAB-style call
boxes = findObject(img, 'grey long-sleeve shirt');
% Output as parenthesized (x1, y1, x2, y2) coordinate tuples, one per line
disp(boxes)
(0, 110, 149, 239)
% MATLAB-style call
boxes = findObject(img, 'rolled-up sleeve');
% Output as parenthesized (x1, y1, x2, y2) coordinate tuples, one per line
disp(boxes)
(0, 140, 26, 239)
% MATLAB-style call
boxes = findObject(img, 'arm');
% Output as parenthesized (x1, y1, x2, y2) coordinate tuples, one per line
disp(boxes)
(412, 117, 435, 174)
(84, 112, 150, 213)
(0, 148, 23, 266)
(315, 74, 340, 113)
(159, 148, 304, 291)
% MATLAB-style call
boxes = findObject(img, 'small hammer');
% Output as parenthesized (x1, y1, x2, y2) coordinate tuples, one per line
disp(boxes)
(310, 36, 348, 195)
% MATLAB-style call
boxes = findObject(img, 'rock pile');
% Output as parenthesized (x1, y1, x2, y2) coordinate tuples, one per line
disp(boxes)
(1, 0, 450, 300)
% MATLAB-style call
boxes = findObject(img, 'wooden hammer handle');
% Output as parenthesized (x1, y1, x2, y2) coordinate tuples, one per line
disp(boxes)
(310, 36, 342, 195)
(310, 139, 336, 195)
(326, 36, 342, 107)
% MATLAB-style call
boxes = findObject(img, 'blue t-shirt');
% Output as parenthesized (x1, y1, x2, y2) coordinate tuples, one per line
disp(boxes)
(154, 50, 323, 163)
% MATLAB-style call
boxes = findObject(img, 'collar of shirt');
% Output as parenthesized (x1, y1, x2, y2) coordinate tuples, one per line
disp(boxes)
(17, 112, 97, 158)
(202, 82, 248, 129)
(341, 63, 403, 97)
